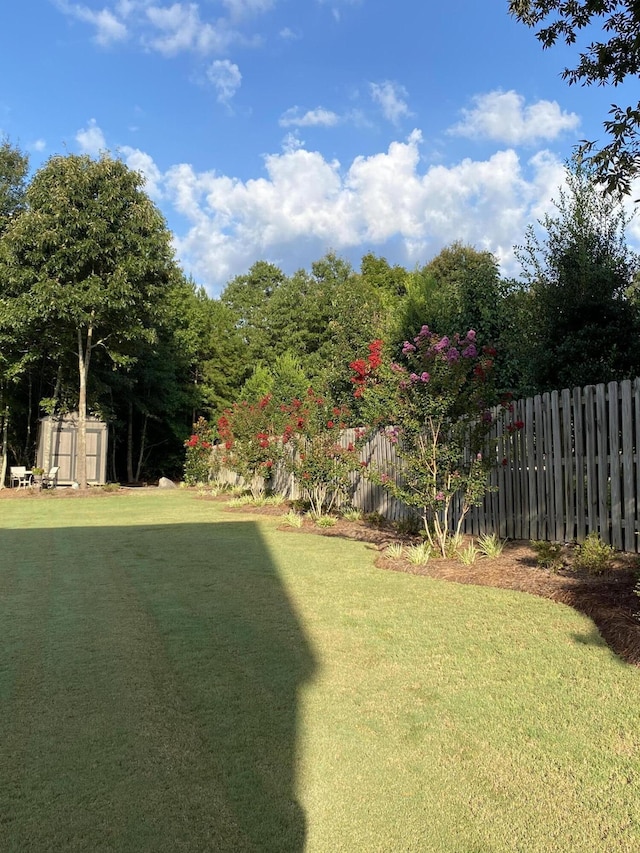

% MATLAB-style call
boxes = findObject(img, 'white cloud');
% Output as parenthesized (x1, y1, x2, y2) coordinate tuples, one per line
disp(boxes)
(55, 0, 273, 56)
(370, 81, 411, 126)
(221, 0, 274, 18)
(279, 107, 340, 128)
(279, 27, 299, 40)
(31, 139, 47, 152)
(207, 60, 242, 103)
(450, 90, 580, 145)
(137, 129, 579, 293)
(145, 3, 231, 55)
(56, 1, 128, 45)
(121, 145, 164, 199)
(76, 118, 107, 156)
(281, 132, 305, 152)
(81, 121, 630, 297)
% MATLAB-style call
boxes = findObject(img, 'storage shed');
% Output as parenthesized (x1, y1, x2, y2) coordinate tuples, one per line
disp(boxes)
(37, 415, 108, 485)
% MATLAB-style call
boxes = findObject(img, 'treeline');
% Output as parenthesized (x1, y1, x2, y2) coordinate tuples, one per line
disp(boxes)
(0, 141, 638, 482)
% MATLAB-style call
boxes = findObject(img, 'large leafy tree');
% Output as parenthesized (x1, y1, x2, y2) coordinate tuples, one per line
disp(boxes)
(221, 260, 286, 366)
(509, 1, 640, 193)
(392, 243, 502, 356)
(168, 281, 245, 420)
(517, 158, 640, 391)
(0, 139, 29, 485)
(264, 252, 387, 398)
(0, 153, 179, 488)
(0, 138, 28, 234)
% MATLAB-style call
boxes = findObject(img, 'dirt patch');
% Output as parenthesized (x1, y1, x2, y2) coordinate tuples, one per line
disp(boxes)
(221, 500, 640, 666)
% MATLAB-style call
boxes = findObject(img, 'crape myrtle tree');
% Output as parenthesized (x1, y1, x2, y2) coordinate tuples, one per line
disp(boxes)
(0, 153, 179, 488)
(509, 0, 640, 194)
(516, 157, 640, 391)
(351, 332, 505, 555)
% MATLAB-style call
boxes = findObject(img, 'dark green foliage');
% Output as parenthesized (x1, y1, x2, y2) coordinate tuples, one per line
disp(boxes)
(531, 540, 564, 572)
(573, 532, 614, 575)
(509, 0, 640, 194)
(392, 243, 502, 359)
(517, 159, 640, 392)
(0, 153, 188, 482)
(0, 138, 28, 234)
(221, 260, 285, 364)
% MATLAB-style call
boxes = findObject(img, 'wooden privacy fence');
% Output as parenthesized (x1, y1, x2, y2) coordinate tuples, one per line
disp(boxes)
(464, 378, 640, 552)
(215, 378, 640, 552)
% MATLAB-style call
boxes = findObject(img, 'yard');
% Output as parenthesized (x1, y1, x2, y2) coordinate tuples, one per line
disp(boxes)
(1, 490, 639, 852)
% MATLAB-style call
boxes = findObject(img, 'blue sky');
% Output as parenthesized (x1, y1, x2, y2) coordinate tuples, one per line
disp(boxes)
(1, 1, 638, 295)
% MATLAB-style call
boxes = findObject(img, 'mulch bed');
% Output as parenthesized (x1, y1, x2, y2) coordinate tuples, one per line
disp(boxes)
(220, 500, 640, 666)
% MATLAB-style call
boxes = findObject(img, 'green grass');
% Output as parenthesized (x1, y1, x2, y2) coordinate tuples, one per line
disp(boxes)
(1, 492, 640, 852)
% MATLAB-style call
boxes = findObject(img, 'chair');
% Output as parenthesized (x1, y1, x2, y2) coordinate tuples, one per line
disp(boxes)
(42, 466, 59, 489)
(9, 466, 32, 488)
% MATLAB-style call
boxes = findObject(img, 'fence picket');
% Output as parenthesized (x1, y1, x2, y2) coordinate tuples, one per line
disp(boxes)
(573, 386, 586, 542)
(584, 385, 597, 536)
(608, 381, 623, 549)
(561, 388, 574, 542)
(525, 397, 536, 540)
(621, 379, 635, 551)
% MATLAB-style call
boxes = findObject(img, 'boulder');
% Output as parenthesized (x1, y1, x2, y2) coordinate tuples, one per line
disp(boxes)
(158, 477, 177, 489)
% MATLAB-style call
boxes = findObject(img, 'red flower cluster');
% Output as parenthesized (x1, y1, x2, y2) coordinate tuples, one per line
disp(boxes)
(256, 431, 270, 449)
(350, 339, 384, 398)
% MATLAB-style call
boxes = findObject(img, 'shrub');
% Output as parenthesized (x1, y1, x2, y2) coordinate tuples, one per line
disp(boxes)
(184, 417, 214, 485)
(394, 515, 422, 536)
(217, 396, 284, 499)
(531, 540, 564, 572)
(281, 510, 303, 528)
(573, 532, 614, 575)
(282, 391, 364, 517)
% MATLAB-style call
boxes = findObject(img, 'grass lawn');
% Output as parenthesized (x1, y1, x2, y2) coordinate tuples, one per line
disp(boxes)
(1, 490, 639, 852)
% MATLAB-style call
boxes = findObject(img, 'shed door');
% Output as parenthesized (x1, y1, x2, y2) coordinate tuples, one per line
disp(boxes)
(53, 429, 74, 482)
(86, 429, 103, 482)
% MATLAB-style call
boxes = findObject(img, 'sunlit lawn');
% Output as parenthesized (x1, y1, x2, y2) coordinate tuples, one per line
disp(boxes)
(1, 490, 639, 852)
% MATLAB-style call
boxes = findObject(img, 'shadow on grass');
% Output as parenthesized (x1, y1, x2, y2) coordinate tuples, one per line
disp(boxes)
(0, 520, 316, 852)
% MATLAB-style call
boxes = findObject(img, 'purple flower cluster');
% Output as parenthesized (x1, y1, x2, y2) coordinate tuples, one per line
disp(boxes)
(433, 336, 449, 353)
(415, 324, 432, 343)
(385, 427, 400, 444)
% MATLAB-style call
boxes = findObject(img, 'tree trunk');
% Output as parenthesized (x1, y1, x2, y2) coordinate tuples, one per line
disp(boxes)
(23, 370, 32, 462)
(127, 400, 134, 483)
(135, 414, 148, 483)
(110, 423, 118, 483)
(77, 325, 93, 490)
(0, 406, 8, 490)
